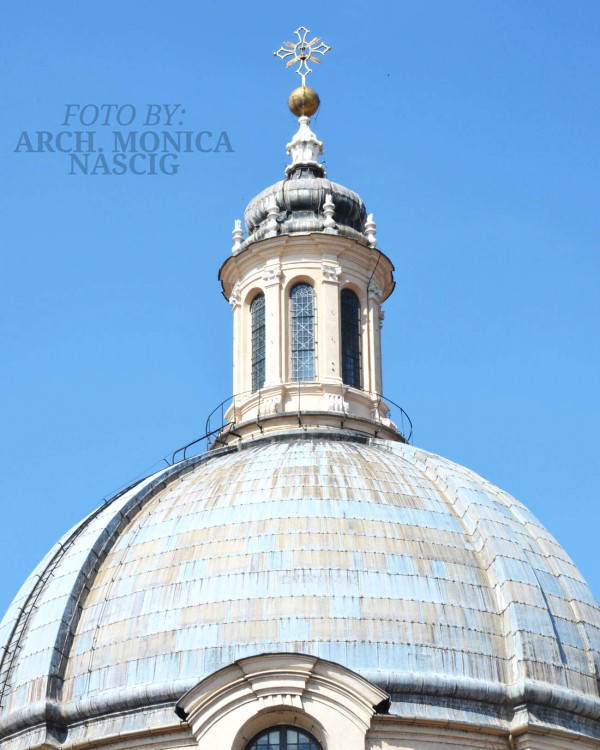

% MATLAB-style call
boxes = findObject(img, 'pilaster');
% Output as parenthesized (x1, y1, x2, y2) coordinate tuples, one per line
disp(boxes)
(262, 260, 283, 387)
(320, 257, 343, 384)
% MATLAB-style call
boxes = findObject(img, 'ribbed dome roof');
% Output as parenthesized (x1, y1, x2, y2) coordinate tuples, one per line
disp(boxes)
(239, 115, 371, 248)
(1, 431, 599, 738)
(244, 176, 367, 245)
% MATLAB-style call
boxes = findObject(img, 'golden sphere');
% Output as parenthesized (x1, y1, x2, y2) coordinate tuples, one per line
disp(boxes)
(288, 86, 320, 117)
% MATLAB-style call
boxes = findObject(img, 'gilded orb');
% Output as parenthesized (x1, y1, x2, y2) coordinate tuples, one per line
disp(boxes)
(288, 86, 320, 117)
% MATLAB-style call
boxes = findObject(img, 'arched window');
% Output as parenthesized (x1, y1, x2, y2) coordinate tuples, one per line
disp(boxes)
(340, 289, 361, 388)
(250, 293, 265, 391)
(246, 726, 321, 750)
(290, 283, 315, 381)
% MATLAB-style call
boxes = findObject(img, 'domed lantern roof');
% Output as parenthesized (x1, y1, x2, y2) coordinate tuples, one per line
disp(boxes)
(242, 116, 369, 246)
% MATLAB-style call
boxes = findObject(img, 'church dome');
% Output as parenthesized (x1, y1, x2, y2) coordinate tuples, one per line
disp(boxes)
(1, 431, 599, 739)
(3, 27, 600, 750)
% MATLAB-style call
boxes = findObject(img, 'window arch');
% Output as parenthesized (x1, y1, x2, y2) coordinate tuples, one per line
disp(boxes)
(340, 288, 361, 388)
(250, 293, 265, 391)
(290, 283, 315, 381)
(246, 726, 322, 750)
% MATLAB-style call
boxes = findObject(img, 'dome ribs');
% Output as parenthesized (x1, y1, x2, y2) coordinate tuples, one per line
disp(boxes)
(1, 433, 599, 743)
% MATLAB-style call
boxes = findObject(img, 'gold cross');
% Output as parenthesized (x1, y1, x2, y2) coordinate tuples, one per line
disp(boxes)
(274, 26, 331, 87)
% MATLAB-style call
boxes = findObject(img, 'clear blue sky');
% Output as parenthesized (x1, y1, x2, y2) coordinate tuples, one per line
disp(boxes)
(0, 0, 598, 615)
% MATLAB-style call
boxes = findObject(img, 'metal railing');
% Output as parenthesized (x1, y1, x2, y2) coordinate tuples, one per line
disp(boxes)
(168, 389, 255, 463)
(370, 391, 413, 443)
(168, 387, 413, 463)
(198, 386, 413, 451)
(104, 388, 413, 501)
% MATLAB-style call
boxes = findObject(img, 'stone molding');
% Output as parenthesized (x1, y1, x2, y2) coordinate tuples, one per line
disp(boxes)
(176, 653, 388, 750)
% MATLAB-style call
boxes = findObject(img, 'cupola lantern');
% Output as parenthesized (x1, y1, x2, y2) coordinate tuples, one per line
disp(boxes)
(218, 27, 404, 444)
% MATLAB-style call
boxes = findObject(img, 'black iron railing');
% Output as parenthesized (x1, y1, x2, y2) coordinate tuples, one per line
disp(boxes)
(168, 388, 413, 464)
(103, 389, 413, 502)
(197, 387, 413, 452)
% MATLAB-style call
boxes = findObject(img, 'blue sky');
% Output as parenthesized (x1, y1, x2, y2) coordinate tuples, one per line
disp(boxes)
(0, 1, 598, 614)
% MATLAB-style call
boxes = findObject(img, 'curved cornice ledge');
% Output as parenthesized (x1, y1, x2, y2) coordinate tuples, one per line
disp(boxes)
(176, 653, 389, 750)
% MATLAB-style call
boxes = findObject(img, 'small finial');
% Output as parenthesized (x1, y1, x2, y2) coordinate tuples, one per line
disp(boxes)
(323, 193, 336, 229)
(266, 196, 279, 234)
(285, 116, 324, 176)
(232, 219, 244, 254)
(274, 27, 331, 117)
(365, 213, 377, 247)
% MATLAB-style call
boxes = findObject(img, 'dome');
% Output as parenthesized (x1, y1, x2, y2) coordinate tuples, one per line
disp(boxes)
(1, 430, 599, 739)
(4, 29, 600, 750)
(239, 114, 372, 249)
(244, 176, 367, 245)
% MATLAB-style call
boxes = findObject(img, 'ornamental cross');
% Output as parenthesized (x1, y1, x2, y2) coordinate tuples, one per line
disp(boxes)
(274, 26, 331, 86)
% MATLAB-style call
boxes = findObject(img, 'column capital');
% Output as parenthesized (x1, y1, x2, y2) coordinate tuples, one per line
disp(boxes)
(229, 283, 241, 309)
(322, 262, 342, 283)
(262, 262, 283, 286)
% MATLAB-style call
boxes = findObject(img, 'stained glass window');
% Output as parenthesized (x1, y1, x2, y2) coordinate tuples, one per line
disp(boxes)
(341, 289, 361, 388)
(246, 726, 321, 750)
(290, 283, 315, 381)
(251, 293, 265, 391)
